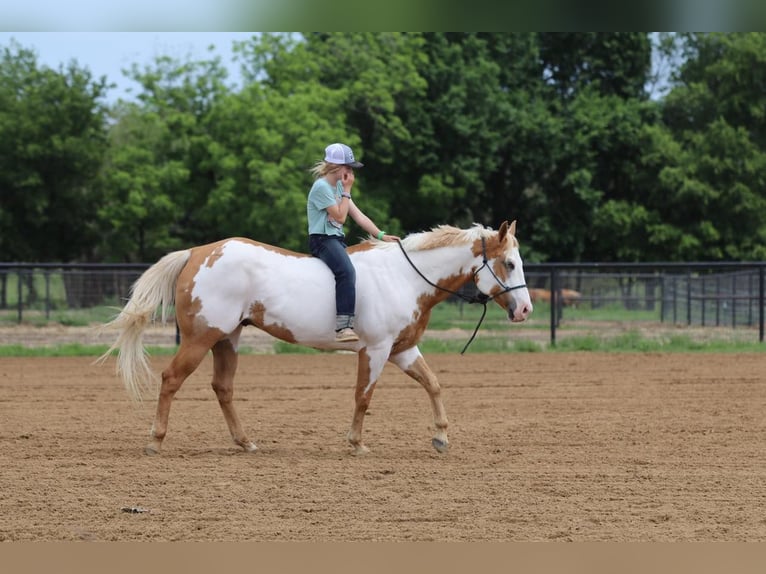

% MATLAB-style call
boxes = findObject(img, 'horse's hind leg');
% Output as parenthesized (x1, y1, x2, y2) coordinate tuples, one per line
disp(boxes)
(211, 337, 257, 453)
(389, 347, 449, 453)
(146, 337, 216, 455)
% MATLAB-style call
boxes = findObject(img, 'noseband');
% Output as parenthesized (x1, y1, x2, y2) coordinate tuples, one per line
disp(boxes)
(396, 236, 526, 353)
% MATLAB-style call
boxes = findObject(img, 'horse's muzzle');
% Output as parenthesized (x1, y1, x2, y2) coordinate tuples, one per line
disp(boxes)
(508, 301, 532, 322)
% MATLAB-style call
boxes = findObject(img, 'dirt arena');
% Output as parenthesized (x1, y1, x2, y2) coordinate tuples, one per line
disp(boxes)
(1, 350, 765, 542)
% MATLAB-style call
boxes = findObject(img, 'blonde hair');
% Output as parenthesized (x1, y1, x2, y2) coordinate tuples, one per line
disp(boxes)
(310, 160, 343, 180)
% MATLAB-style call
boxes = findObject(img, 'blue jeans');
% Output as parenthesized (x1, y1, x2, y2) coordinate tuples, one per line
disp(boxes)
(309, 234, 356, 319)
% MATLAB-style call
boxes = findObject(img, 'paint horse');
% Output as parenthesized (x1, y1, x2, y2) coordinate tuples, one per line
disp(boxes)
(99, 220, 533, 456)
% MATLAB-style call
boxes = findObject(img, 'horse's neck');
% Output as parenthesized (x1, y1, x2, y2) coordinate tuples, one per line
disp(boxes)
(404, 243, 478, 294)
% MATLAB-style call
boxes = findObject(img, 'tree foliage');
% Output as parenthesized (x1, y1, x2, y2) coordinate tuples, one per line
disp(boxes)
(2, 33, 766, 263)
(0, 40, 109, 261)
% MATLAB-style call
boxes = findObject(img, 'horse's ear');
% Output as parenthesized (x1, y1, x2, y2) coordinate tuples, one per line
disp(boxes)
(498, 220, 509, 241)
(508, 220, 516, 237)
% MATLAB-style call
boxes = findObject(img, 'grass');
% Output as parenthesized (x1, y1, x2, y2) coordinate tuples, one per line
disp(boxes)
(0, 344, 108, 357)
(3, 332, 762, 357)
(549, 331, 766, 353)
(0, 344, 182, 358)
(0, 305, 123, 327)
(1, 299, 764, 356)
(417, 334, 766, 354)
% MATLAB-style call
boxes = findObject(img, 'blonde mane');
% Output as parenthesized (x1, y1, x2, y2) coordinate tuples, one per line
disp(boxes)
(373, 223, 497, 251)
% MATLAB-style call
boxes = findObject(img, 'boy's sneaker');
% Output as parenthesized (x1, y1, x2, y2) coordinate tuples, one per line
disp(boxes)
(335, 328, 359, 342)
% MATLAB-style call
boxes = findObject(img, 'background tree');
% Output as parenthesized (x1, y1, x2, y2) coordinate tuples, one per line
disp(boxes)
(97, 52, 232, 261)
(0, 40, 109, 262)
(3, 33, 766, 264)
(202, 34, 357, 251)
(657, 32, 766, 260)
(97, 104, 189, 262)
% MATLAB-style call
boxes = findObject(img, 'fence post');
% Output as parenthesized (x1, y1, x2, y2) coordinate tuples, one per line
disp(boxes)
(16, 269, 23, 324)
(759, 266, 764, 343)
(686, 271, 692, 326)
(44, 269, 51, 320)
(716, 275, 721, 326)
(550, 268, 558, 346)
(672, 276, 677, 323)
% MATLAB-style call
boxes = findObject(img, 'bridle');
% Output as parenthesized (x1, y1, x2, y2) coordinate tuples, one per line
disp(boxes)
(396, 236, 526, 354)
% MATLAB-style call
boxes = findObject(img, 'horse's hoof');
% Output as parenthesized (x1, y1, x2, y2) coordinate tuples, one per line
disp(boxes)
(432, 438, 449, 453)
(144, 445, 160, 456)
(242, 442, 258, 453)
(350, 444, 370, 456)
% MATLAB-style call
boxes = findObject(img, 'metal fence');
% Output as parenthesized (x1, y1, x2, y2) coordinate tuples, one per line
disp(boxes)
(0, 263, 146, 324)
(523, 262, 766, 344)
(1, 261, 765, 344)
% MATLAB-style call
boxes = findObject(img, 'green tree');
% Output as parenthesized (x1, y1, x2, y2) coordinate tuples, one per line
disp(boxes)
(657, 33, 766, 260)
(216, 33, 414, 248)
(523, 33, 654, 261)
(302, 33, 533, 235)
(7, 31, 761, 266)
(538, 32, 652, 101)
(0, 40, 109, 261)
(200, 77, 349, 251)
(97, 105, 189, 261)
(199, 34, 351, 250)
(296, 33, 427, 239)
(97, 52, 233, 261)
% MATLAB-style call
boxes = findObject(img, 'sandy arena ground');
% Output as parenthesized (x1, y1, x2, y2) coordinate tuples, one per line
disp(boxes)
(1, 351, 765, 541)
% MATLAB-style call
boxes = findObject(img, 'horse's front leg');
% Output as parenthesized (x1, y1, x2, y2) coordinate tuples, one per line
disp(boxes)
(347, 346, 388, 455)
(389, 347, 449, 453)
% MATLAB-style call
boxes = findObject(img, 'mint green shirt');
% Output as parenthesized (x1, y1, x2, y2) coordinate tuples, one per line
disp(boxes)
(307, 178, 345, 236)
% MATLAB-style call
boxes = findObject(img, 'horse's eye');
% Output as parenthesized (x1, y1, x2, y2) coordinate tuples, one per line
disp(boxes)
(506, 261, 515, 271)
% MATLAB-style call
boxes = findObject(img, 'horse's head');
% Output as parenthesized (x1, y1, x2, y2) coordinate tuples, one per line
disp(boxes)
(472, 220, 533, 322)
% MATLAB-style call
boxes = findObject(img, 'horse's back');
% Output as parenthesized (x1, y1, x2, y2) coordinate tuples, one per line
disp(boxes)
(175, 237, 337, 337)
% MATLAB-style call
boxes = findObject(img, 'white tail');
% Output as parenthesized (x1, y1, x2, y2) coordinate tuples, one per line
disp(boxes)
(97, 249, 191, 403)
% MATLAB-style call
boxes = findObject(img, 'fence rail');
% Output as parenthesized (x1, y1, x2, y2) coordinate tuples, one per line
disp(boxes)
(523, 262, 766, 344)
(1, 261, 765, 344)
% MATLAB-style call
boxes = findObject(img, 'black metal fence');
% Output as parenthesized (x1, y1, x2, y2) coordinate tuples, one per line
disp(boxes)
(523, 262, 766, 344)
(0, 263, 146, 324)
(1, 261, 765, 344)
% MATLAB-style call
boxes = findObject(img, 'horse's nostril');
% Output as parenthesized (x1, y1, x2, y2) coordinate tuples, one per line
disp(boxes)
(517, 304, 531, 319)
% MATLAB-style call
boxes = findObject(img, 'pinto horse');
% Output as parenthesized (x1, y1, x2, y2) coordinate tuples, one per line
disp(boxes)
(99, 220, 533, 456)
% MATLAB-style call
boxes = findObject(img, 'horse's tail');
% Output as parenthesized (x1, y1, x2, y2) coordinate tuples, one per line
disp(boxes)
(97, 249, 192, 403)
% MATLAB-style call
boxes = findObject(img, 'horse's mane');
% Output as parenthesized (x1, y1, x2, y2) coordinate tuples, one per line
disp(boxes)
(375, 223, 496, 252)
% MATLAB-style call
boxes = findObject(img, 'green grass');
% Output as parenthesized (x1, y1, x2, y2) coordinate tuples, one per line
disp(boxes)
(418, 337, 546, 354)
(0, 305, 123, 327)
(0, 344, 184, 358)
(0, 344, 109, 357)
(273, 341, 321, 354)
(553, 331, 766, 353)
(419, 332, 766, 354)
(557, 302, 661, 322)
(1, 299, 764, 356)
(426, 301, 516, 330)
(0, 332, 763, 357)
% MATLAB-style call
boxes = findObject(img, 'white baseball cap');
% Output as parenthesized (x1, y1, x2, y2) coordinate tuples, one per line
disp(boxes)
(324, 143, 364, 168)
